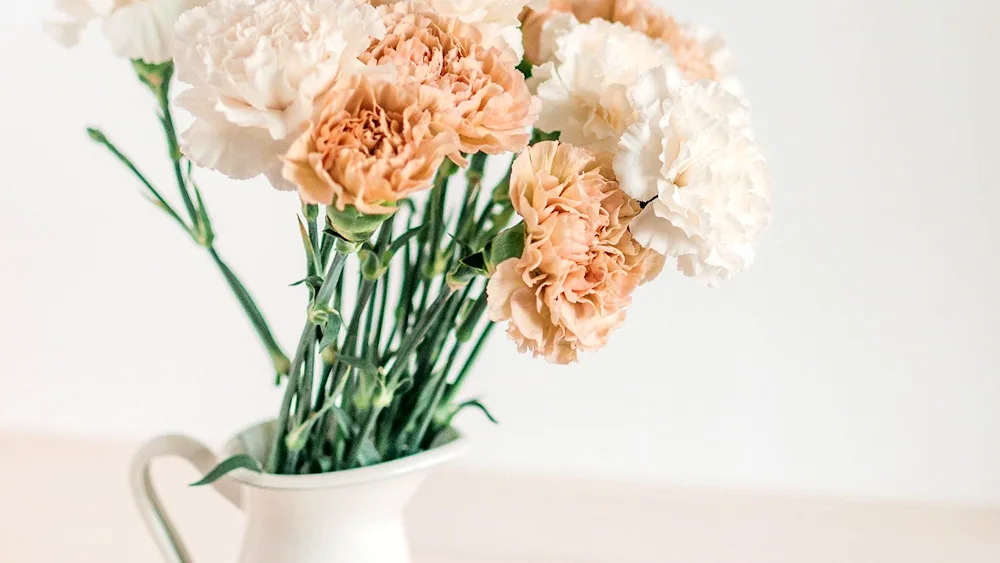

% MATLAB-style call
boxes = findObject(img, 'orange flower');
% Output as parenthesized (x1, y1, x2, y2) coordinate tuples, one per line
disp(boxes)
(362, 3, 537, 156)
(282, 75, 460, 214)
(487, 141, 658, 364)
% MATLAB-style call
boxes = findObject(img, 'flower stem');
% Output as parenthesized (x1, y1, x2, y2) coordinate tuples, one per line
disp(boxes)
(441, 321, 495, 408)
(345, 288, 457, 467)
(207, 247, 288, 374)
(267, 252, 346, 473)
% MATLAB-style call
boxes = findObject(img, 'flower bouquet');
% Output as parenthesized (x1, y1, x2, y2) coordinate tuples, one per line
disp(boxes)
(50, 0, 770, 560)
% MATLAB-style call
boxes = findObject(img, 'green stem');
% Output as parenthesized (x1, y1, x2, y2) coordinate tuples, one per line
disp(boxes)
(207, 247, 288, 374)
(266, 253, 345, 473)
(441, 321, 496, 407)
(153, 80, 199, 226)
(86, 129, 191, 235)
(266, 323, 314, 474)
(409, 341, 463, 451)
(345, 289, 457, 467)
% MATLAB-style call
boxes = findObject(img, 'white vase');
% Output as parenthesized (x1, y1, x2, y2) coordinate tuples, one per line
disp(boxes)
(130, 420, 467, 563)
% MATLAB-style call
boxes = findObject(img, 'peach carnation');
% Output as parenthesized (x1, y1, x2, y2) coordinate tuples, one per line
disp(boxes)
(522, 0, 733, 87)
(487, 141, 656, 364)
(361, 3, 537, 155)
(282, 75, 460, 214)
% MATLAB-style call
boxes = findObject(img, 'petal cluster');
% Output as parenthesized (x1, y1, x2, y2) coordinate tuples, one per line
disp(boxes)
(528, 18, 672, 153)
(283, 75, 460, 214)
(487, 141, 656, 364)
(172, 0, 385, 187)
(521, 0, 738, 93)
(362, 3, 537, 156)
(46, 0, 208, 64)
(614, 67, 771, 286)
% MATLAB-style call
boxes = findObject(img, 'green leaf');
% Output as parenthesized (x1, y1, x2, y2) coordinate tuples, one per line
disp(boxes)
(458, 399, 499, 424)
(456, 293, 488, 342)
(384, 225, 424, 265)
(354, 439, 382, 467)
(317, 310, 343, 353)
(190, 454, 261, 486)
(515, 58, 533, 80)
(486, 222, 525, 271)
(336, 353, 378, 377)
(298, 217, 321, 276)
(285, 397, 342, 453)
(289, 275, 323, 288)
(192, 185, 215, 246)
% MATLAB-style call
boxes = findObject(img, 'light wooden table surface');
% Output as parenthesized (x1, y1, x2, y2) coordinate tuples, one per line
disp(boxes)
(1, 431, 998, 562)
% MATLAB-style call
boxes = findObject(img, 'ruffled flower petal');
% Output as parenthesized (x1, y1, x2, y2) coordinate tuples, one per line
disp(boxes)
(616, 66, 771, 286)
(172, 0, 386, 188)
(487, 141, 656, 364)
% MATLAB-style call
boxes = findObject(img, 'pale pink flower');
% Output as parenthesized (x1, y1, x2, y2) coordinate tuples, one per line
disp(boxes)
(362, 3, 537, 156)
(283, 75, 460, 214)
(487, 141, 656, 364)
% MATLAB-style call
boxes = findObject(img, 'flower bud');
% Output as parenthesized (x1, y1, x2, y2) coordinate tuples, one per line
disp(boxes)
(308, 306, 332, 326)
(326, 204, 392, 243)
(271, 353, 291, 376)
(320, 345, 337, 366)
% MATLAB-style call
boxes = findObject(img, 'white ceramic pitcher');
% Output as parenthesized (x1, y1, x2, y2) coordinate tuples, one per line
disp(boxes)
(130, 420, 467, 563)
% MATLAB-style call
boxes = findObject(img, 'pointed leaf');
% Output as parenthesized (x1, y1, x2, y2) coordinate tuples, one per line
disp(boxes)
(317, 310, 343, 352)
(298, 217, 321, 275)
(383, 225, 424, 266)
(354, 439, 382, 467)
(457, 399, 499, 424)
(193, 185, 214, 243)
(190, 454, 262, 486)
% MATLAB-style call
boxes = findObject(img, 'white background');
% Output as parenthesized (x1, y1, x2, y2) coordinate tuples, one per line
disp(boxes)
(1, 1, 998, 506)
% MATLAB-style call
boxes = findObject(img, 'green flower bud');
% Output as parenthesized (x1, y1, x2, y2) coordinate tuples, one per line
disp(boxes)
(271, 353, 291, 377)
(326, 204, 392, 243)
(360, 248, 383, 280)
(320, 345, 337, 366)
(131, 59, 174, 90)
(308, 305, 332, 326)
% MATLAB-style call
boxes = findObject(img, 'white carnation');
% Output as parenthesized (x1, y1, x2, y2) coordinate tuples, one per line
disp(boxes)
(171, 0, 385, 187)
(529, 19, 674, 153)
(45, 0, 206, 64)
(614, 66, 771, 286)
(681, 23, 744, 100)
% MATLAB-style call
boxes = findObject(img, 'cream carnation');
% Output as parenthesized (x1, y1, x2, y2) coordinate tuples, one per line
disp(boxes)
(487, 141, 655, 364)
(283, 75, 460, 214)
(172, 0, 385, 188)
(614, 67, 770, 286)
(522, 0, 741, 95)
(528, 18, 673, 153)
(363, 3, 537, 156)
(46, 0, 207, 63)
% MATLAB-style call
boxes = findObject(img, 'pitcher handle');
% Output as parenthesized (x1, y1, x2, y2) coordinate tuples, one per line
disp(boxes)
(130, 434, 244, 563)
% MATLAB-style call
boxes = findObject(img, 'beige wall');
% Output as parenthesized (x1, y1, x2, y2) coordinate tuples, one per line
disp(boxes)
(1, 0, 998, 504)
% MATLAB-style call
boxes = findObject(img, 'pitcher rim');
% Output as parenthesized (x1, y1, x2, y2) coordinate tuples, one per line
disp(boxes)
(222, 419, 469, 490)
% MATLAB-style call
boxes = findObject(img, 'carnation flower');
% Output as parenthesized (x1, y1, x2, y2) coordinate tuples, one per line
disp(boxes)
(45, 0, 207, 64)
(172, 0, 385, 188)
(522, 0, 740, 95)
(283, 75, 461, 214)
(528, 18, 673, 153)
(362, 3, 537, 156)
(487, 141, 655, 364)
(371, 0, 545, 60)
(614, 67, 770, 286)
